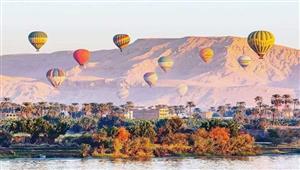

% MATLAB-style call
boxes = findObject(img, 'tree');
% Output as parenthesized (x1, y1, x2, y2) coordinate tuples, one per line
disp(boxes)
(208, 127, 230, 154)
(271, 94, 283, 122)
(90, 103, 100, 116)
(21, 102, 35, 118)
(98, 103, 109, 117)
(125, 101, 134, 112)
(186, 101, 195, 116)
(128, 120, 157, 142)
(82, 103, 92, 116)
(79, 116, 97, 132)
(217, 105, 226, 118)
(0, 97, 12, 113)
(116, 127, 130, 143)
(254, 96, 263, 118)
(0, 130, 12, 147)
(282, 94, 293, 119)
(106, 102, 114, 115)
(125, 137, 153, 159)
(293, 98, 300, 116)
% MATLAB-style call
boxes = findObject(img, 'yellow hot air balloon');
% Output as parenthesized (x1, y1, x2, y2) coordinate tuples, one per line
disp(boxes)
(158, 56, 174, 72)
(200, 48, 214, 63)
(238, 56, 251, 68)
(28, 31, 48, 52)
(247, 31, 275, 59)
(144, 72, 158, 87)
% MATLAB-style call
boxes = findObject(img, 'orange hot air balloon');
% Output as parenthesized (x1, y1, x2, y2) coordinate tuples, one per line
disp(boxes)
(200, 48, 214, 63)
(73, 49, 90, 66)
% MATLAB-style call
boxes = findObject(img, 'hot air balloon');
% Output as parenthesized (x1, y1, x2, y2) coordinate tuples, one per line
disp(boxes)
(117, 88, 129, 100)
(247, 31, 275, 59)
(177, 84, 188, 97)
(158, 56, 174, 72)
(73, 49, 90, 66)
(238, 56, 251, 68)
(113, 34, 130, 52)
(200, 48, 214, 63)
(143, 72, 158, 87)
(28, 31, 47, 52)
(46, 68, 66, 88)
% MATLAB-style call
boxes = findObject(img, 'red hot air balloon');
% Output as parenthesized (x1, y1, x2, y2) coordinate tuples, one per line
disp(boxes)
(73, 49, 90, 66)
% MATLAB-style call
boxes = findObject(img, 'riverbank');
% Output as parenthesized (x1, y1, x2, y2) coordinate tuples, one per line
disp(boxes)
(1, 144, 299, 159)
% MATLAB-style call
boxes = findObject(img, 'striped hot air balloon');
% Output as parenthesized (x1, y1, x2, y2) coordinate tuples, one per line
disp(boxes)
(143, 72, 158, 87)
(73, 49, 90, 66)
(158, 56, 174, 72)
(28, 31, 48, 52)
(46, 68, 66, 88)
(200, 48, 214, 63)
(238, 56, 251, 68)
(113, 34, 130, 52)
(247, 31, 275, 59)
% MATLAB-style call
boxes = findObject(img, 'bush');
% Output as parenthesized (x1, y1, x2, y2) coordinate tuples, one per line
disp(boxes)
(0, 130, 11, 147)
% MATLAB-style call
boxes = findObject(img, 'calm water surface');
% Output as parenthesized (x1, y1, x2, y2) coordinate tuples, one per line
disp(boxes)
(0, 155, 299, 170)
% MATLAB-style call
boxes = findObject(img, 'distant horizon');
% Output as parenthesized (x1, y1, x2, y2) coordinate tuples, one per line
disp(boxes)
(2, 35, 299, 56)
(2, 1, 299, 55)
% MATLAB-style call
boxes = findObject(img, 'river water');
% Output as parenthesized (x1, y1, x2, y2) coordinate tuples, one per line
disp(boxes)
(0, 155, 299, 170)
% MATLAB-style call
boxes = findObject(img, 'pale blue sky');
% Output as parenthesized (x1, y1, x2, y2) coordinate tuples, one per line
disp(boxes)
(1, 0, 299, 54)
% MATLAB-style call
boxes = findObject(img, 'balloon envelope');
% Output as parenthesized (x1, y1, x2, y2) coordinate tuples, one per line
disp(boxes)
(46, 68, 66, 88)
(247, 31, 275, 59)
(143, 72, 158, 87)
(200, 48, 214, 63)
(117, 88, 129, 100)
(28, 31, 47, 52)
(177, 84, 188, 97)
(73, 49, 90, 66)
(113, 34, 130, 52)
(238, 56, 251, 68)
(158, 56, 174, 72)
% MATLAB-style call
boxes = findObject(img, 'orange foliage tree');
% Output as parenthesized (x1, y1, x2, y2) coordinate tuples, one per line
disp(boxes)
(116, 127, 130, 142)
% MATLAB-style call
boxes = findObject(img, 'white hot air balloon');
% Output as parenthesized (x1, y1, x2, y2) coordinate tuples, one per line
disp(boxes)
(117, 88, 129, 100)
(177, 84, 188, 97)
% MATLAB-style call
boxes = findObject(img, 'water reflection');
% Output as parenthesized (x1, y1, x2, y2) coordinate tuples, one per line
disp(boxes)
(0, 155, 299, 170)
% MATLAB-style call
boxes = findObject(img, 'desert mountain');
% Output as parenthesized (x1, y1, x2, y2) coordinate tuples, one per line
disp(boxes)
(1, 36, 299, 108)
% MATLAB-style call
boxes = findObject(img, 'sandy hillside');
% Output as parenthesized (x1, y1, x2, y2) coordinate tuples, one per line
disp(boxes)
(1, 36, 299, 108)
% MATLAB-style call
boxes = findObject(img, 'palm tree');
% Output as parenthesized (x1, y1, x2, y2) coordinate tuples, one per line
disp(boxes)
(1, 97, 12, 113)
(254, 96, 263, 118)
(48, 102, 60, 117)
(236, 101, 246, 113)
(186, 101, 195, 116)
(282, 94, 293, 119)
(210, 107, 216, 112)
(106, 102, 114, 115)
(68, 103, 79, 118)
(292, 98, 300, 116)
(217, 105, 226, 118)
(126, 101, 134, 111)
(90, 103, 100, 116)
(21, 102, 35, 118)
(98, 103, 109, 117)
(225, 104, 231, 111)
(261, 104, 270, 119)
(36, 102, 47, 116)
(271, 94, 283, 122)
(82, 103, 92, 116)
(122, 101, 134, 116)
